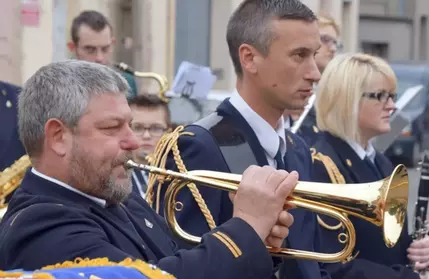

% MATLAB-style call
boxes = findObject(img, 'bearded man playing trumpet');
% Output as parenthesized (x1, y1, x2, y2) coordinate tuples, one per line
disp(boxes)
(0, 60, 296, 279)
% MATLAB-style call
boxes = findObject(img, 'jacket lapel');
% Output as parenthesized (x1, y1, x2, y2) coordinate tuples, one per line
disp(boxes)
(374, 153, 394, 178)
(216, 101, 315, 274)
(324, 133, 378, 183)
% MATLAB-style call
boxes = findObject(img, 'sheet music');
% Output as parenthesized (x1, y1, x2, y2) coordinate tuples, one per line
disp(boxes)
(166, 61, 217, 99)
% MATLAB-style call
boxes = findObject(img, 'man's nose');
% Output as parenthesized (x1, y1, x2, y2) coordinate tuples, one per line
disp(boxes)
(95, 51, 105, 64)
(121, 127, 140, 151)
(306, 58, 321, 83)
(142, 129, 152, 139)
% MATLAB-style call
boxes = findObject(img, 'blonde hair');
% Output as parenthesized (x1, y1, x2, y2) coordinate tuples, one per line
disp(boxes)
(315, 53, 397, 143)
(318, 14, 340, 35)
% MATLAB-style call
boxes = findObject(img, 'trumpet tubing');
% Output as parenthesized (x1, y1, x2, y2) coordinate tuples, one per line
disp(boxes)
(125, 160, 409, 263)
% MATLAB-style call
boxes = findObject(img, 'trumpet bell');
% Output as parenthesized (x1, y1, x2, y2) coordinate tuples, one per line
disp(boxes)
(125, 160, 409, 263)
(187, 164, 408, 248)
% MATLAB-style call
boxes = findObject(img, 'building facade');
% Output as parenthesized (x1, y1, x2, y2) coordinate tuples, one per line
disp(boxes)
(359, 0, 429, 62)
(0, 0, 360, 92)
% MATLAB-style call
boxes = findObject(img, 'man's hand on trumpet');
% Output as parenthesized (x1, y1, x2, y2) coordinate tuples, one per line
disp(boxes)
(229, 165, 298, 247)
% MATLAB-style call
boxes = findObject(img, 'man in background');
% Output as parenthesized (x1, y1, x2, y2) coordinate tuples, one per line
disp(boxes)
(67, 10, 138, 99)
(129, 94, 171, 199)
(0, 81, 25, 171)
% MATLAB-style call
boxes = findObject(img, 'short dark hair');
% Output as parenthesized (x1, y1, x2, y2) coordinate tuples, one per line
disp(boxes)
(128, 94, 171, 126)
(71, 10, 113, 44)
(226, 0, 317, 76)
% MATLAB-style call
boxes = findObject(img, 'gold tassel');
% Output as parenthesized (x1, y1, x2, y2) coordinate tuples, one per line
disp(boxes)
(145, 126, 216, 230)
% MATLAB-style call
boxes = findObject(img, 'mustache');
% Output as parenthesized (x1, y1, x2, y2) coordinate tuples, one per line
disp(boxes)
(112, 152, 133, 166)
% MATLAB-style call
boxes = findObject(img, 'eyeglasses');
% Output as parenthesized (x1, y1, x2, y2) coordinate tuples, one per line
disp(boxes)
(362, 92, 397, 104)
(320, 34, 343, 50)
(131, 124, 168, 137)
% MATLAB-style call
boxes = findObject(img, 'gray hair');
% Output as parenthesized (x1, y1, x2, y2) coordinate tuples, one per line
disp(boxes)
(226, 0, 316, 76)
(18, 60, 130, 157)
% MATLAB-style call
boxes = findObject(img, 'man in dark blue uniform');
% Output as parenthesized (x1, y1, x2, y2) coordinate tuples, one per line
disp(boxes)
(147, 1, 332, 279)
(0, 81, 25, 171)
(0, 60, 296, 279)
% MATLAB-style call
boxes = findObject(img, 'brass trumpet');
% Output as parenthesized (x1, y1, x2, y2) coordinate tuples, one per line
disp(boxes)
(125, 160, 409, 263)
(114, 62, 170, 102)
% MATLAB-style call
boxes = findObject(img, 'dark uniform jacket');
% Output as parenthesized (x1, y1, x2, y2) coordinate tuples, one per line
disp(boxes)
(153, 99, 332, 279)
(294, 106, 324, 147)
(311, 132, 419, 279)
(0, 169, 275, 279)
(0, 81, 26, 171)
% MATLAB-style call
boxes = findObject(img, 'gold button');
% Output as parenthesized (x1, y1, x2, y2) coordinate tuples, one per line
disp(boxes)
(6, 100, 11, 108)
(346, 159, 352, 167)
(287, 135, 294, 145)
(313, 126, 319, 133)
(1, 89, 6, 96)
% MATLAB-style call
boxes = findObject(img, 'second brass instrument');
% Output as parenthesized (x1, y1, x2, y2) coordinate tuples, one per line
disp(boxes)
(115, 62, 170, 102)
(125, 160, 409, 263)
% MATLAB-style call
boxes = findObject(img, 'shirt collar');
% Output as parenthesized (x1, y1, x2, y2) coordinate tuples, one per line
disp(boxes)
(31, 168, 106, 207)
(345, 140, 377, 163)
(284, 117, 291, 130)
(229, 90, 287, 158)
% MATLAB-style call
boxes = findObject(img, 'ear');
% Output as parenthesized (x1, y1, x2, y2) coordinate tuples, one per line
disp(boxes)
(67, 41, 76, 52)
(44, 119, 72, 157)
(111, 36, 116, 45)
(238, 44, 260, 75)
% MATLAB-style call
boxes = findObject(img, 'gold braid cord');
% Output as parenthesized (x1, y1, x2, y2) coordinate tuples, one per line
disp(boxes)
(0, 155, 31, 209)
(0, 257, 176, 278)
(145, 126, 216, 230)
(311, 148, 345, 231)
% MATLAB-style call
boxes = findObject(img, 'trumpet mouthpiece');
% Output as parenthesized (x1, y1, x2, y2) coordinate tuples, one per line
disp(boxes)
(124, 160, 139, 169)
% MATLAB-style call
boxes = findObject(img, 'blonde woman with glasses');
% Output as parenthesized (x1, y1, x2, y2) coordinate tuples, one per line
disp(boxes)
(311, 53, 428, 279)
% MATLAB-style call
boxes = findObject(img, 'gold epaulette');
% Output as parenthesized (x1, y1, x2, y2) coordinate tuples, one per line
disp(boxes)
(310, 148, 345, 231)
(145, 126, 216, 230)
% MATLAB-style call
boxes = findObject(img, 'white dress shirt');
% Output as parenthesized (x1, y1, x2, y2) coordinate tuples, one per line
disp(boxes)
(229, 91, 286, 168)
(346, 140, 377, 163)
(132, 170, 148, 199)
(31, 168, 106, 207)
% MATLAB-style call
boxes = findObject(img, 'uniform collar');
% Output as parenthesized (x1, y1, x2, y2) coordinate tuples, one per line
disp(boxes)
(31, 168, 106, 207)
(229, 90, 286, 159)
(345, 140, 377, 163)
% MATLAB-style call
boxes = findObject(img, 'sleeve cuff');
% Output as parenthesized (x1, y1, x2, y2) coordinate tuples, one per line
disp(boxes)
(210, 217, 274, 274)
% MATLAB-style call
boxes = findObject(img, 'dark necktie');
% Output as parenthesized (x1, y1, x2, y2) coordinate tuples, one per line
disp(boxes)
(274, 148, 286, 170)
(363, 156, 383, 180)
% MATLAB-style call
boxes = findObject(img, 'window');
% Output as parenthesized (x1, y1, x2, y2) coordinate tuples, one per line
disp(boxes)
(361, 42, 389, 59)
